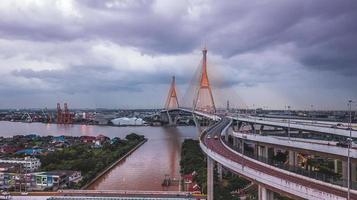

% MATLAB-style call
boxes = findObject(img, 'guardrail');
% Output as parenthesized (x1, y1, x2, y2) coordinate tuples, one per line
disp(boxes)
(200, 140, 345, 199)
(223, 139, 357, 189)
(231, 131, 357, 159)
(231, 116, 357, 138)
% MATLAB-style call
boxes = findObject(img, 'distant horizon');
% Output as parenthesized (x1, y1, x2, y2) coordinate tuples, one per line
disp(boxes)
(0, 107, 354, 112)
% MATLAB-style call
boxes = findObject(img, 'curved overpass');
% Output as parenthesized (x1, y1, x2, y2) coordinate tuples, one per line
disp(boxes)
(231, 131, 357, 160)
(200, 118, 356, 200)
(230, 116, 357, 138)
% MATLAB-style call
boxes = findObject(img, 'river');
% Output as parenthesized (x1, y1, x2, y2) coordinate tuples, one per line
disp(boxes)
(0, 121, 198, 191)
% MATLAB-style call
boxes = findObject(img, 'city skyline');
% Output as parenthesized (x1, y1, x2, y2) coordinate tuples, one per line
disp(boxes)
(0, 0, 356, 110)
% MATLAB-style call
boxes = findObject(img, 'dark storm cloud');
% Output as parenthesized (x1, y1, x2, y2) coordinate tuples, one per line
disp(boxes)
(1, 0, 355, 75)
(1, 0, 357, 108)
(206, 1, 357, 75)
(11, 65, 192, 94)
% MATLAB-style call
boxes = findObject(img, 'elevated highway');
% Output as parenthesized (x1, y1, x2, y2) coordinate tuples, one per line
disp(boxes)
(230, 116, 357, 138)
(200, 117, 357, 200)
(231, 131, 357, 160)
(162, 108, 220, 121)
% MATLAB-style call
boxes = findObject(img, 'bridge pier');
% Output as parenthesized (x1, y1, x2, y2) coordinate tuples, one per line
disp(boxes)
(251, 123, 256, 134)
(341, 160, 357, 185)
(207, 156, 214, 200)
(217, 162, 223, 182)
(258, 185, 274, 200)
(334, 159, 338, 174)
(233, 137, 239, 148)
(342, 161, 348, 180)
(352, 162, 357, 183)
(258, 145, 268, 161)
(288, 151, 298, 167)
(224, 126, 230, 142)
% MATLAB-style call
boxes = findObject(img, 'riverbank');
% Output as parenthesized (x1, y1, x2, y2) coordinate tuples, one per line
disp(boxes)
(39, 133, 146, 189)
(82, 138, 148, 189)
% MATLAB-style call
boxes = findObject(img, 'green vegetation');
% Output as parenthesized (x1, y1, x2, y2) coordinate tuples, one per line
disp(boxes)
(272, 151, 288, 163)
(180, 139, 250, 200)
(39, 133, 145, 188)
(180, 139, 207, 192)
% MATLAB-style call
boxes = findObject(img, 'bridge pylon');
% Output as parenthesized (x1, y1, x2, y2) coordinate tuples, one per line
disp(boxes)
(194, 47, 216, 113)
(165, 76, 179, 110)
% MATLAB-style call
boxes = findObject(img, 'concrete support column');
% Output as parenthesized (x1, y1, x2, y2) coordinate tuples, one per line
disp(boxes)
(352, 162, 357, 183)
(167, 112, 173, 125)
(258, 185, 274, 200)
(224, 127, 229, 142)
(254, 144, 258, 158)
(217, 162, 223, 182)
(342, 161, 348, 180)
(288, 151, 298, 167)
(207, 156, 214, 200)
(273, 148, 279, 156)
(258, 145, 268, 160)
(267, 147, 274, 163)
(233, 137, 237, 147)
(257, 145, 262, 158)
(334, 159, 339, 174)
(237, 138, 242, 151)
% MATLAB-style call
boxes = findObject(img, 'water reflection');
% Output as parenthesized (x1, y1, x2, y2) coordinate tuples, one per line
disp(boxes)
(163, 127, 181, 178)
(88, 126, 192, 191)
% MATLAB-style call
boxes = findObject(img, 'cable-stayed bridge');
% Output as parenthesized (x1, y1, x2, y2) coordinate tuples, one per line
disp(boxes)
(16, 48, 356, 200)
(161, 48, 357, 200)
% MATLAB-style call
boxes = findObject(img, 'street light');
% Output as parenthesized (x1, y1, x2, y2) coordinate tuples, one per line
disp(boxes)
(253, 104, 256, 134)
(288, 105, 291, 141)
(310, 104, 314, 124)
(347, 100, 353, 200)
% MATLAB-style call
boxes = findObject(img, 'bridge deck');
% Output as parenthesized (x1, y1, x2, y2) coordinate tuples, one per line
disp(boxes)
(232, 131, 357, 159)
(232, 116, 357, 138)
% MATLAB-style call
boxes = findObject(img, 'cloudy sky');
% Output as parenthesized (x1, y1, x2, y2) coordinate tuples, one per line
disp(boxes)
(0, 0, 356, 110)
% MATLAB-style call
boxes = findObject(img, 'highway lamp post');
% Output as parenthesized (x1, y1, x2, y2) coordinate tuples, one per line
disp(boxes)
(310, 104, 314, 124)
(253, 104, 257, 134)
(347, 100, 353, 200)
(241, 137, 245, 169)
(237, 108, 240, 132)
(288, 105, 291, 141)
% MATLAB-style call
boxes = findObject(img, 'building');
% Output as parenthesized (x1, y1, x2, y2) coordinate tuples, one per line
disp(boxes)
(0, 170, 81, 191)
(31, 170, 82, 191)
(0, 163, 21, 173)
(0, 157, 41, 172)
(15, 148, 44, 156)
(52, 136, 66, 143)
(0, 145, 21, 154)
(80, 136, 96, 144)
(94, 134, 110, 147)
(182, 171, 200, 193)
(111, 117, 146, 126)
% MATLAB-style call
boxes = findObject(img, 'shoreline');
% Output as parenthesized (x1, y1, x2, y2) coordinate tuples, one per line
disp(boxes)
(0, 120, 150, 127)
(81, 138, 148, 189)
(0, 120, 193, 129)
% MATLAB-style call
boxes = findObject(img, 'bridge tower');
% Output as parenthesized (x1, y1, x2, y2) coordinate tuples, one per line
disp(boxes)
(165, 76, 179, 110)
(194, 47, 216, 113)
